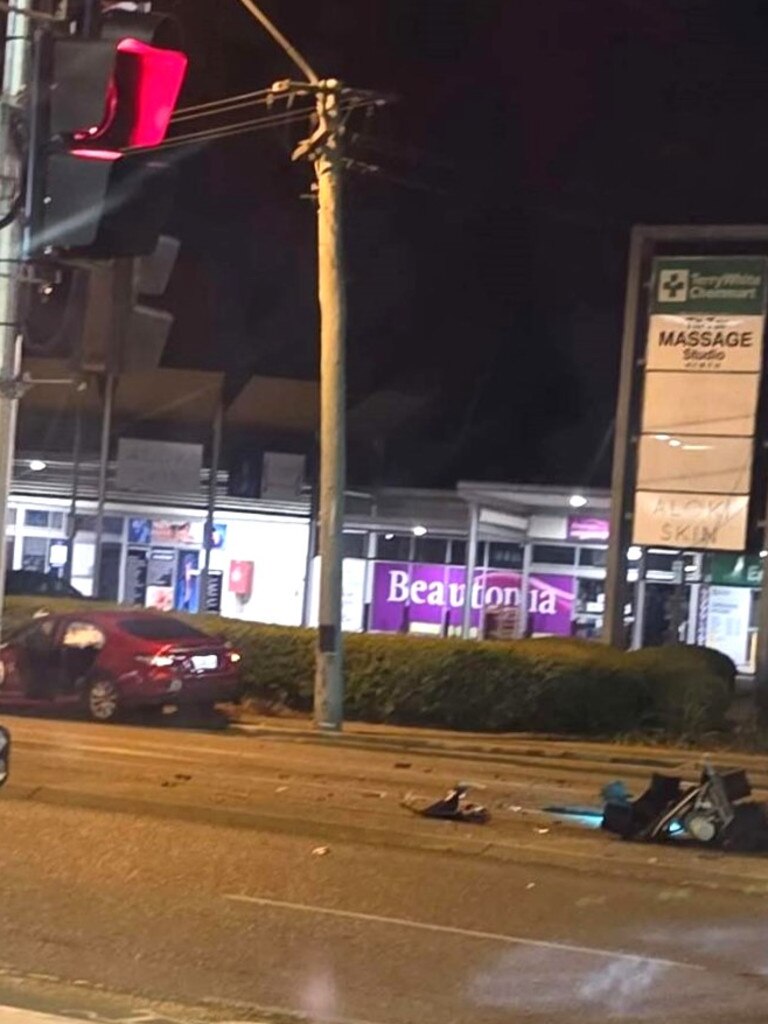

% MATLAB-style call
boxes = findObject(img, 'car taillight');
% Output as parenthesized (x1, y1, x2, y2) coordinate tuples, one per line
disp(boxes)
(228, 651, 241, 664)
(136, 654, 175, 668)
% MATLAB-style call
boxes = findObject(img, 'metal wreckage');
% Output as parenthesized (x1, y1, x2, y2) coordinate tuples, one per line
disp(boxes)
(601, 762, 768, 851)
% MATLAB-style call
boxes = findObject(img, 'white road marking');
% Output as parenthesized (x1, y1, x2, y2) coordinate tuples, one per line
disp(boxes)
(223, 893, 703, 971)
(0, 1008, 82, 1024)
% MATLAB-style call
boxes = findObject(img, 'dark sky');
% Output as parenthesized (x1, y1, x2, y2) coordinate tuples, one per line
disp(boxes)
(156, 0, 768, 488)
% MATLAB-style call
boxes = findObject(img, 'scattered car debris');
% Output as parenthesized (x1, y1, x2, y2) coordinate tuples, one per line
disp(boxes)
(402, 784, 490, 824)
(394, 762, 412, 769)
(534, 827, 550, 835)
(525, 882, 536, 890)
(311, 846, 330, 856)
(602, 763, 768, 852)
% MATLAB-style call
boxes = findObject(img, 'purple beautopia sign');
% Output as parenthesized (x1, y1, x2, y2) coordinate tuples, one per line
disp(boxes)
(370, 561, 576, 635)
(567, 516, 610, 542)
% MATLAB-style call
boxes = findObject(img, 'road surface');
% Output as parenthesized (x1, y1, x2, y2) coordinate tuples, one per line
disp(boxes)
(0, 714, 767, 1024)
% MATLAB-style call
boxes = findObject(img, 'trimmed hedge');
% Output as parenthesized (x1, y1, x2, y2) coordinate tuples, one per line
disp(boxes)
(1, 597, 734, 737)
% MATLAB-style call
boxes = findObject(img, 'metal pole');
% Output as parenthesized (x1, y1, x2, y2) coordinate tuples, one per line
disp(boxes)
(755, 492, 768, 720)
(200, 400, 223, 615)
(301, 468, 318, 628)
(461, 503, 479, 638)
(0, 0, 30, 639)
(603, 226, 647, 647)
(518, 539, 533, 638)
(92, 372, 115, 599)
(64, 392, 83, 582)
(313, 80, 346, 731)
(630, 552, 646, 650)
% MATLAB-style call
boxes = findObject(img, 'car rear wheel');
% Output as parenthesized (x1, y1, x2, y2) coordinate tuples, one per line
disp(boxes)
(86, 677, 120, 723)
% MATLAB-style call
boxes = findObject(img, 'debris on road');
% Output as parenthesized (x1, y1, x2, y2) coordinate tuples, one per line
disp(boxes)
(402, 784, 490, 824)
(534, 827, 550, 835)
(394, 762, 412, 769)
(311, 845, 331, 856)
(602, 763, 768, 852)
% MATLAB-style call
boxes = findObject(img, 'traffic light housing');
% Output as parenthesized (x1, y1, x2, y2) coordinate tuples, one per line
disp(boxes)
(26, 9, 188, 257)
(22, 235, 181, 373)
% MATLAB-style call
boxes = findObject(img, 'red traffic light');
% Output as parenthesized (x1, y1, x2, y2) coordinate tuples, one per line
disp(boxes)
(71, 36, 187, 158)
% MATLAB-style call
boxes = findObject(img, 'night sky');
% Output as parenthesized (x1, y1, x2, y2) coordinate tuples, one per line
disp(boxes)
(157, 0, 768, 489)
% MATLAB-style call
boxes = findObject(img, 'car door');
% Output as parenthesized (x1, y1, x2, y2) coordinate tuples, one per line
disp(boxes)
(0, 632, 26, 701)
(0, 621, 51, 701)
(8, 618, 61, 701)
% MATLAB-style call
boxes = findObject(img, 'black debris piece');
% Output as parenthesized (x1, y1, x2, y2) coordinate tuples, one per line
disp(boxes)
(403, 784, 490, 824)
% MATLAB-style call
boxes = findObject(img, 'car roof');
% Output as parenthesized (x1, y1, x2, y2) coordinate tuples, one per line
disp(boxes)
(32, 610, 180, 624)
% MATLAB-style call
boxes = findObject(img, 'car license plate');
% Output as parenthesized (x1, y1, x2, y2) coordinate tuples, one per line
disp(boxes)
(192, 654, 218, 671)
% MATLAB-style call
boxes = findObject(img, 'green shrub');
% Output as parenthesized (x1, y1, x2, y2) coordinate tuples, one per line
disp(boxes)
(1, 597, 733, 738)
(627, 645, 732, 737)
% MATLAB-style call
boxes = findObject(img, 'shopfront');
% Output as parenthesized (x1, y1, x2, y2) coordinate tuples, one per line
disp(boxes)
(11, 479, 754, 662)
(6, 495, 310, 627)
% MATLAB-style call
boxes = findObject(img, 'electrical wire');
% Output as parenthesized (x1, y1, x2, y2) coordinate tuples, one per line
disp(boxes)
(0, 2, 59, 21)
(139, 99, 377, 156)
(132, 107, 318, 155)
(172, 87, 274, 121)
(234, 0, 319, 85)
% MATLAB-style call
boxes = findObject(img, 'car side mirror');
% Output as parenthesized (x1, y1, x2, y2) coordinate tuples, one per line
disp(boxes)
(0, 726, 9, 788)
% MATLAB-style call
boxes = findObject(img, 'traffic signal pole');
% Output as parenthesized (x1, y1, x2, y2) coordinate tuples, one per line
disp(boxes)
(0, 0, 31, 637)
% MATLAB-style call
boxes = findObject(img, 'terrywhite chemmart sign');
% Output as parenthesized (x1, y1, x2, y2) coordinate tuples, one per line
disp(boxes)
(634, 255, 768, 552)
(653, 258, 767, 315)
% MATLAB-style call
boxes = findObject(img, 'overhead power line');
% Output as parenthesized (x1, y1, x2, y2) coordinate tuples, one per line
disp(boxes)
(140, 99, 379, 155)
(172, 87, 274, 121)
(135, 107, 317, 154)
(234, 0, 318, 84)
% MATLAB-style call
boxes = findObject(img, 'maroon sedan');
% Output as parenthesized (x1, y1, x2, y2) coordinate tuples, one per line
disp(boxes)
(0, 611, 243, 722)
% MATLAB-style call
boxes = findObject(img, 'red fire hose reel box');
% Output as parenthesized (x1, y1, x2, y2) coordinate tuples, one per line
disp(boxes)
(228, 560, 254, 597)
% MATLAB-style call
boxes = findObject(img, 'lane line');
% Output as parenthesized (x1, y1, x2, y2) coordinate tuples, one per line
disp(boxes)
(223, 893, 703, 971)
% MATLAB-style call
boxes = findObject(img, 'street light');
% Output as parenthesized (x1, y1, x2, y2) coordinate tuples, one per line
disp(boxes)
(28, 459, 46, 472)
(568, 494, 587, 509)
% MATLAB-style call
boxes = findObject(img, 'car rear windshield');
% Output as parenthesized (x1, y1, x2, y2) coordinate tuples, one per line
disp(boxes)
(117, 617, 209, 641)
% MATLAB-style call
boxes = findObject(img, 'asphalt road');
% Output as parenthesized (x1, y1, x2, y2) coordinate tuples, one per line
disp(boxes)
(1, 715, 768, 1024)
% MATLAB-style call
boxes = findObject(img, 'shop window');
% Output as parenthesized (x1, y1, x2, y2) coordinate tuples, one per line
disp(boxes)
(449, 540, 484, 567)
(343, 532, 366, 559)
(74, 514, 124, 535)
(488, 542, 523, 570)
(645, 550, 677, 573)
(49, 512, 66, 531)
(532, 544, 576, 566)
(24, 509, 49, 528)
(414, 537, 448, 564)
(377, 533, 411, 562)
(5, 508, 15, 527)
(578, 547, 607, 568)
(21, 536, 47, 573)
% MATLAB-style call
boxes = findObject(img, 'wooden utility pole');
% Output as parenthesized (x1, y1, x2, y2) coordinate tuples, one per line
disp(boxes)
(311, 80, 346, 730)
(235, 1, 347, 730)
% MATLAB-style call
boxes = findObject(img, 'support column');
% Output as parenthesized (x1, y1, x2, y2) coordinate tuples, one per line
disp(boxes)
(461, 503, 479, 639)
